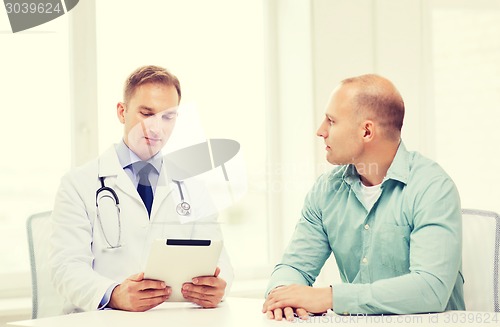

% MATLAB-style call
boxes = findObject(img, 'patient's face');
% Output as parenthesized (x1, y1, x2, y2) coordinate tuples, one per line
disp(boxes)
(317, 85, 365, 165)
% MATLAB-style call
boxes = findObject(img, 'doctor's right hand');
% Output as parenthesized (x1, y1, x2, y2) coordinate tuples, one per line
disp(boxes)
(108, 272, 171, 311)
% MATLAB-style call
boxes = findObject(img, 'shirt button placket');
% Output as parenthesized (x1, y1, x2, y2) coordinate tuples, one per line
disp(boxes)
(360, 214, 372, 282)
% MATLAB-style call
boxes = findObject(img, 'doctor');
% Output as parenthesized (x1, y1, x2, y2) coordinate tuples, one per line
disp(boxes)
(49, 65, 233, 313)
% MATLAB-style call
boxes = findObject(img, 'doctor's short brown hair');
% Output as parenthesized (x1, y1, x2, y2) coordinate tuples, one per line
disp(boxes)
(123, 65, 181, 104)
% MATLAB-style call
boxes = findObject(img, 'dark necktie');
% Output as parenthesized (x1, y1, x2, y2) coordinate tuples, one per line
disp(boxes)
(137, 163, 154, 217)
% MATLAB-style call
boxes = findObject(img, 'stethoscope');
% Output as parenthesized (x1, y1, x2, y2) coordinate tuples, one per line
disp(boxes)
(173, 180, 191, 216)
(95, 176, 191, 249)
(95, 177, 122, 249)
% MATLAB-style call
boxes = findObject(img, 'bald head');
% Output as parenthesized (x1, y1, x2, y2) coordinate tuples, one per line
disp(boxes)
(340, 74, 405, 140)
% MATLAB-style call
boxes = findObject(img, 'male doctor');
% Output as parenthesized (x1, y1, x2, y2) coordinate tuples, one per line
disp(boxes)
(50, 65, 233, 313)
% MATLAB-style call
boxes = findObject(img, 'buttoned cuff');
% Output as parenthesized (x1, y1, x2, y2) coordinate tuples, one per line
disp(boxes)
(98, 283, 119, 310)
(332, 283, 370, 315)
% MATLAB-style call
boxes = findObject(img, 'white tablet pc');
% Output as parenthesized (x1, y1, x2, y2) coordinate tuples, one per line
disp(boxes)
(144, 239, 223, 302)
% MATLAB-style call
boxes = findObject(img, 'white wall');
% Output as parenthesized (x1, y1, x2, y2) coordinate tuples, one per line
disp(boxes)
(312, 0, 431, 164)
(431, 0, 500, 214)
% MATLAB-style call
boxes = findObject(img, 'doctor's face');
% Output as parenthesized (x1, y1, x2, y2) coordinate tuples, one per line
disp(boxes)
(117, 83, 179, 160)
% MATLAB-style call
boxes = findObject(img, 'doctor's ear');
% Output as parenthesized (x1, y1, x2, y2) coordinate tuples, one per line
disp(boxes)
(117, 102, 126, 124)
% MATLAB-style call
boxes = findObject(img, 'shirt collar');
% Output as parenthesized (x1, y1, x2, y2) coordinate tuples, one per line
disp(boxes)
(383, 141, 410, 185)
(342, 140, 410, 186)
(341, 164, 361, 186)
(115, 139, 163, 174)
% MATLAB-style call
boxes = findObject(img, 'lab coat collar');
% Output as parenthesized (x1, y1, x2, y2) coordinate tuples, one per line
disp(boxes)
(98, 146, 125, 178)
(98, 146, 139, 204)
(97, 146, 174, 218)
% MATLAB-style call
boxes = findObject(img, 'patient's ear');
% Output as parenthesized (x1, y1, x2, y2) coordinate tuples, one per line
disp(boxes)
(362, 120, 374, 141)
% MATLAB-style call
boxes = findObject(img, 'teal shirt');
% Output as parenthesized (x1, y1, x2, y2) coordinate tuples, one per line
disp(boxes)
(266, 142, 465, 314)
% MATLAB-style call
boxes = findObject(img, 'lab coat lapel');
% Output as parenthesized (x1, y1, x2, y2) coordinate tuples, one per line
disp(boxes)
(98, 146, 142, 204)
(151, 160, 174, 218)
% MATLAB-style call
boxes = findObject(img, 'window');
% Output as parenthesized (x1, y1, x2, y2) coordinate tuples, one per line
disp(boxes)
(95, 0, 269, 278)
(0, 13, 70, 294)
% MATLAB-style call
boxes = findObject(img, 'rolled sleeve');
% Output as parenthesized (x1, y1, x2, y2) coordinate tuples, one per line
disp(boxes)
(266, 180, 332, 297)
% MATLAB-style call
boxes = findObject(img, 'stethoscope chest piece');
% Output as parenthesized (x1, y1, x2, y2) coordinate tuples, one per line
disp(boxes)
(176, 201, 191, 216)
(173, 180, 191, 216)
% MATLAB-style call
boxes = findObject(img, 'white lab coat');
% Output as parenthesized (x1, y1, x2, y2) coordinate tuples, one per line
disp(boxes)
(49, 146, 233, 314)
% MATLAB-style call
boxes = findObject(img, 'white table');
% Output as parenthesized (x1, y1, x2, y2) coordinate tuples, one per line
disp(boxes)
(8, 297, 499, 326)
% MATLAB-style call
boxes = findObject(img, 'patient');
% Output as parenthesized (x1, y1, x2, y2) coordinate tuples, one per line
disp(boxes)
(262, 74, 465, 321)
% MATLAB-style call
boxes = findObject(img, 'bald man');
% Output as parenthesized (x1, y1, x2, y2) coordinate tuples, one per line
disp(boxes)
(262, 74, 465, 320)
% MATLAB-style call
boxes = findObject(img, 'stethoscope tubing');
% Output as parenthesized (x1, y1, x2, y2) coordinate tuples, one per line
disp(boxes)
(95, 176, 191, 249)
(96, 177, 122, 249)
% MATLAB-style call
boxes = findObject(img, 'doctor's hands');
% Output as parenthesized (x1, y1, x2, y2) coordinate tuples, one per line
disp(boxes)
(108, 272, 171, 312)
(262, 284, 333, 321)
(181, 267, 226, 308)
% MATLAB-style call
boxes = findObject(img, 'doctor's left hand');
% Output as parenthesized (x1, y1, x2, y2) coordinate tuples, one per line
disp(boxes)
(181, 267, 226, 308)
